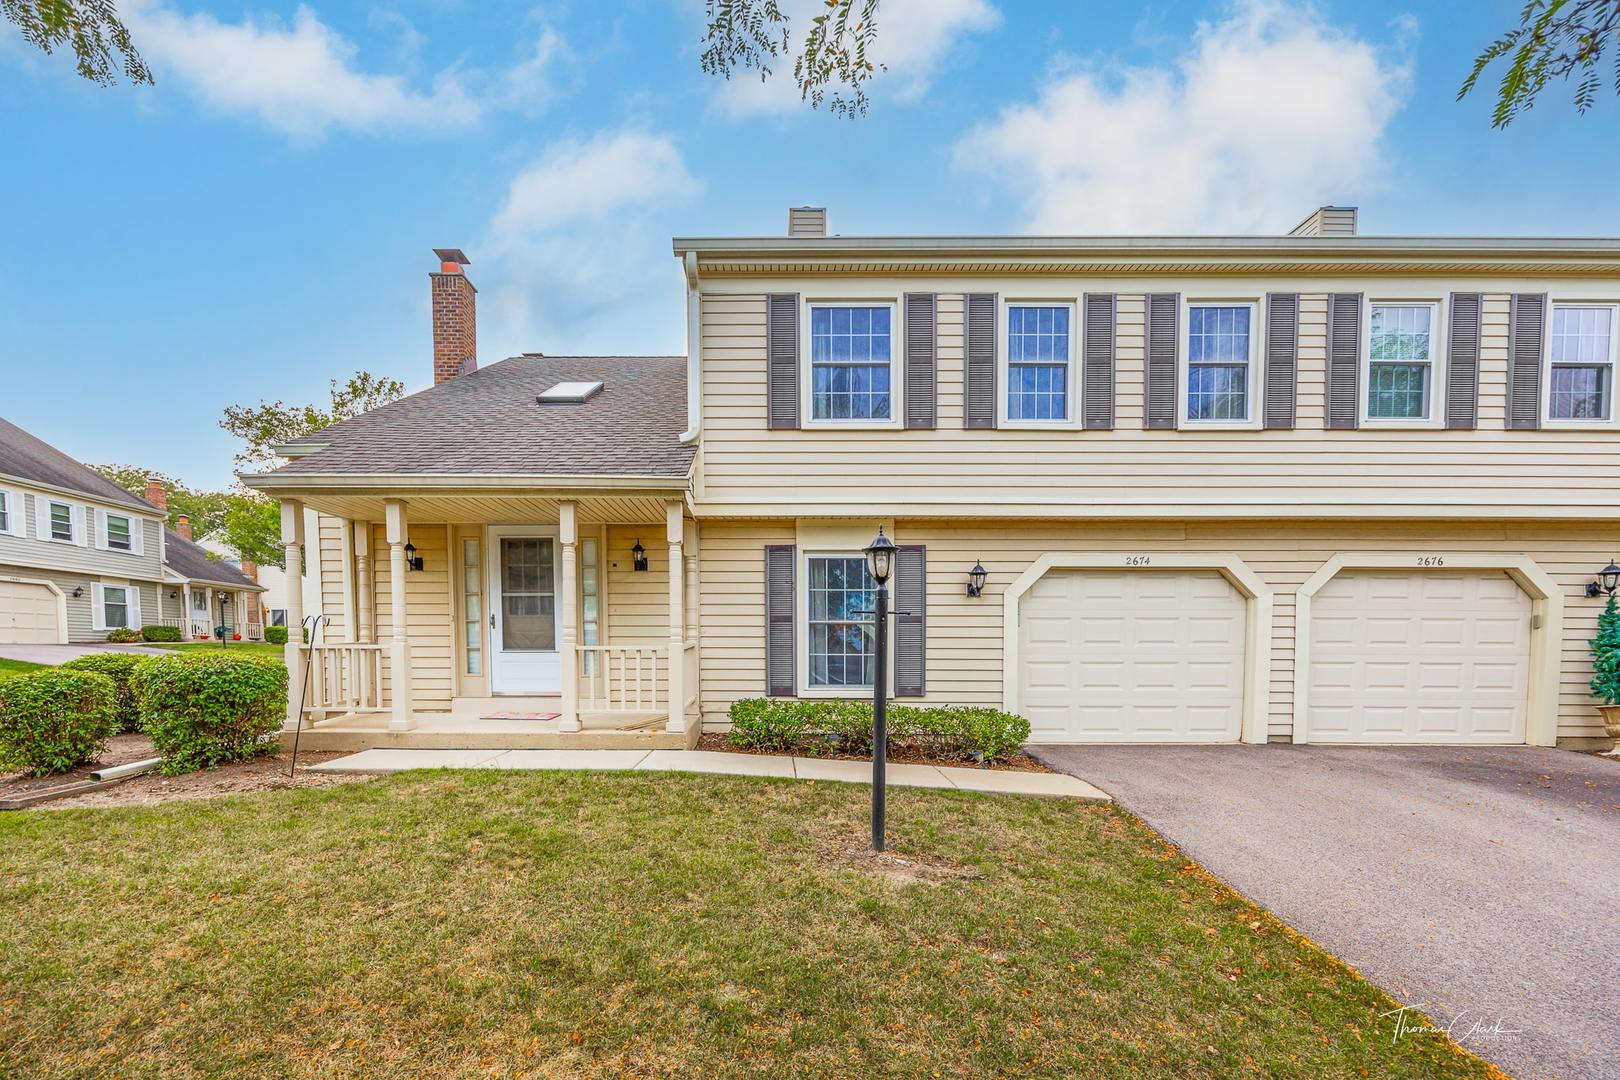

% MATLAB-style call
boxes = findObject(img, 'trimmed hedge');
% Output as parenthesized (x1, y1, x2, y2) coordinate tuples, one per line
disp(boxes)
(133, 653, 287, 774)
(263, 625, 288, 645)
(61, 653, 151, 733)
(0, 669, 120, 776)
(728, 698, 1031, 764)
(140, 624, 182, 642)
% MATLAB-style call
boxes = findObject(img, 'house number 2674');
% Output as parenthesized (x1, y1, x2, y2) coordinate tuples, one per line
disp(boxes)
(1417, 555, 1445, 567)
(1125, 555, 1152, 566)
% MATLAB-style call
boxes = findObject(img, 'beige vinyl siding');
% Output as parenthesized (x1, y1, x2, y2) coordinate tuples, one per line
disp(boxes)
(317, 513, 347, 640)
(694, 287, 1610, 515)
(696, 518, 1614, 743)
(604, 524, 670, 643)
(1113, 294, 1145, 428)
(372, 523, 452, 710)
(935, 294, 965, 424)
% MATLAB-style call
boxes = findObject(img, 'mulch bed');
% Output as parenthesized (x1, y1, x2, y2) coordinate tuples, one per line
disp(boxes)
(0, 734, 363, 811)
(695, 732, 1053, 772)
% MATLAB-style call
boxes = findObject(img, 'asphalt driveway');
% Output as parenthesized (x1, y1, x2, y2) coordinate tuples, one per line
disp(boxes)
(1030, 744, 1620, 1080)
(0, 642, 170, 664)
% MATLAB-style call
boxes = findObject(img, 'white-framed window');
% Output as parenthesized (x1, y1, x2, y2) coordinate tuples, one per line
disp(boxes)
(1546, 303, 1618, 423)
(93, 582, 140, 631)
(1003, 301, 1076, 423)
(269, 608, 287, 627)
(1365, 301, 1441, 423)
(105, 514, 133, 551)
(804, 301, 898, 424)
(0, 491, 23, 539)
(805, 554, 877, 690)
(48, 501, 74, 542)
(462, 537, 483, 676)
(1182, 302, 1259, 425)
(0, 491, 10, 536)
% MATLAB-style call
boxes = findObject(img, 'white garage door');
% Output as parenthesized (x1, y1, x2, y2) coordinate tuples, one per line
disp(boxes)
(1018, 570, 1247, 742)
(1307, 571, 1530, 744)
(0, 579, 61, 644)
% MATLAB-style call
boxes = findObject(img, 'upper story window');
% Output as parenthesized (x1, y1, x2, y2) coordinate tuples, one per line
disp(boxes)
(1006, 304, 1073, 421)
(1547, 304, 1616, 421)
(807, 554, 876, 689)
(105, 514, 133, 551)
(1185, 304, 1254, 422)
(0, 492, 9, 535)
(48, 501, 74, 542)
(1367, 303, 1437, 420)
(809, 304, 892, 421)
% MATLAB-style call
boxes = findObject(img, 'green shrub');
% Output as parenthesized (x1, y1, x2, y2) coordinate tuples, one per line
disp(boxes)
(140, 624, 182, 642)
(106, 627, 142, 644)
(61, 653, 151, 733)
(0, 669, 119, 776)
(264, 625, 289, 645)
(725, 698, 1030, 763)
(134, 653, 287, 774)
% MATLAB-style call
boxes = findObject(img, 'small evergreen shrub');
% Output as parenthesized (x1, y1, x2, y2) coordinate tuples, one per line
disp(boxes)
(726, 698, 1031, 764)
(140, 624, 182, 642)
(1591, 593, 1620, 706)
(264, 625, 289, 645)
(61, 653, 151, 732)
(134, 653, 287, 774)
(105, 627, 142, 643)
(0, 669, 119, 776)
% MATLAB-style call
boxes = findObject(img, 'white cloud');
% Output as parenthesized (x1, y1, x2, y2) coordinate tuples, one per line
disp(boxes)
(479, 131, 701, 356)
(954, 0, 1410, 233)
(121, 2, 573, 138)
(716, 0, 999, 116)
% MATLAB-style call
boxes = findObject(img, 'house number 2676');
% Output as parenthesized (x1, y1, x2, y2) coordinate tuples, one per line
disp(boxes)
(1417, 555, 1445, 567)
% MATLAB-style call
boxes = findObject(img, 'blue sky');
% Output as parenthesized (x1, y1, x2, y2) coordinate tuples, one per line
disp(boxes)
(3, 0, 1617, 489)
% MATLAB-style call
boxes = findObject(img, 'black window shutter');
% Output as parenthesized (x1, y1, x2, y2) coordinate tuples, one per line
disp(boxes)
(904, 293, 937, 429)
(766, 294, 799, 430)
(894, 545, 926, 697)
(965, 293, 998, 429)
(1326, 293, 1361, 429)
(764, 545, 795, 696)
(1509, 293, 1546, 430)
(1144, 293, 1179, 429)
(1446, 293, 1482, 430)
(1263, 293, 1299, 430)
(1082, 294, 1115, 430)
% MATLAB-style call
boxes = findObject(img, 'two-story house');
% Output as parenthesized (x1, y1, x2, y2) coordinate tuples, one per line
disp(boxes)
(0, 418, 264, 643)
(245, 212, 1620, 752)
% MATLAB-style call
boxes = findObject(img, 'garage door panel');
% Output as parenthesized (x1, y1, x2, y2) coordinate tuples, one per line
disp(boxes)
(1018, 569, 1246, 743)
(0, 580, 61, 644)
(1309, 571, 1529, 744)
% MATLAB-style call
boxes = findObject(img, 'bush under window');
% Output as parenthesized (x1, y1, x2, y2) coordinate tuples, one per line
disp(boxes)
(727, 698, 1030, 764)
(263, 625, 288, 645)
(61, 653, 150, 733)
(105, 627, 141, 643)
(140, 624, 182, 642)
(133, 653, 287, 774)
(0, 669, 119, 776)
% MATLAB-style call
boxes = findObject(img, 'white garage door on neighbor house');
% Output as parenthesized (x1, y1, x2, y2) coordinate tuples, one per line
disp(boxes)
(1307, 571, 1531, 744)
(1017, 570, 1247, 743)
(0, 578, 61, 644)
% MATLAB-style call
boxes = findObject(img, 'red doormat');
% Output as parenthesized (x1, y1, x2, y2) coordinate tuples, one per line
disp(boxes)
(480, 711, 561, 721)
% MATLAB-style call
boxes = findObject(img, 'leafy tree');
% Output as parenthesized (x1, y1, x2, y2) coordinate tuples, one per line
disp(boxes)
(92, 467, 284, 567)
(91, 465, 230, 536)
(1592, 592, 1620, 704)
(221, 370, 405, 472)
(219, 493, 282, 568)
(3, 0, 151, 85)
(702, 0, 882, 117)
(1461, 0, 1620, 126)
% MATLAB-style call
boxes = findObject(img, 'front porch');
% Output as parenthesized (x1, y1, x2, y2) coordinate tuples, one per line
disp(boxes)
(273, 490, 701, 750)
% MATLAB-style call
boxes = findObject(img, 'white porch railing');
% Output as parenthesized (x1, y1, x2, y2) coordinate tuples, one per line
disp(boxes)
(577, 643, 668, 713)
(302, 643, 389, 715)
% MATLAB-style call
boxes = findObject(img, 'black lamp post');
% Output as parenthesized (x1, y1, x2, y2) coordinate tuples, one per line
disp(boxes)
(863, 526, 898, 852)
(217, 591, 231, 649)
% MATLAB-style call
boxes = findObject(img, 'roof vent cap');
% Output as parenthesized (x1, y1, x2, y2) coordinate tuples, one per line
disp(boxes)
(537, 380, 604, 405)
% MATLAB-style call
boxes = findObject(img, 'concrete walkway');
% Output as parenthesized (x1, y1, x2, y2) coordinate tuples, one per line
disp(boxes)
(0, 642, 171, 664)
(308, 747, 1110, 800)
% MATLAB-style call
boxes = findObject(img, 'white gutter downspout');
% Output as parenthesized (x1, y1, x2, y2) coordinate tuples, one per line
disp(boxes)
(679, 249, 701, 444)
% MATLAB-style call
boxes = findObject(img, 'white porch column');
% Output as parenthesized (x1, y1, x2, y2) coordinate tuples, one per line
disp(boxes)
(353, 520, 375, 643)
(558, 502, 580, 732)
(181, 584, 192, 638)
(665, 501, 686, 733)
(384, 499, 413, 731)
(280, 499, 306, 730)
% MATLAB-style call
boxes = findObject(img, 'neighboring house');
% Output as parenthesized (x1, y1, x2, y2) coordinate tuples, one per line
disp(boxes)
(245, 216, 1620, 752)
(197, 525, 318, 637)
(0, 418, 263, 643)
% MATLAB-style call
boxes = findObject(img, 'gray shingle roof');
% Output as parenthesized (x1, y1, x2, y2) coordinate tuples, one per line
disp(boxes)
(163, 528, 262, 589)
(0, 417, 159, 513)
(266, 356, 694, 479)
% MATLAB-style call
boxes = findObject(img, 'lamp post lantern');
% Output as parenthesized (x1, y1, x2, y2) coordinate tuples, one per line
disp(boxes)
(863, 526, 898, 852)
(218, 590, 231, 649)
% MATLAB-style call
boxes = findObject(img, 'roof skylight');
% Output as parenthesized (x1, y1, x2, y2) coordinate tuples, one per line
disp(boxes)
(537, 380, 604, 404)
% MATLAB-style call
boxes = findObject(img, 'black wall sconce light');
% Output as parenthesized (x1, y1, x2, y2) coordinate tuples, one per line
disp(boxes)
(1586, 558, 1620, 598)
(966, 559, 988, 598)
(71, 586, 84, 598)
(631, 539, 649, 572)
(403, 541, 424, 572)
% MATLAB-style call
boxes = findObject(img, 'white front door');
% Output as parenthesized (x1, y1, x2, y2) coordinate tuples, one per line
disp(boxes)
(487, 527, 561, 694)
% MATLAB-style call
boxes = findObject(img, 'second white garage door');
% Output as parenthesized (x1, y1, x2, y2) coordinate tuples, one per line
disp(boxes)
(1307, 571, 1531, 744)
(0, 579, 62, 644)
(1018, 570, 1247, 742)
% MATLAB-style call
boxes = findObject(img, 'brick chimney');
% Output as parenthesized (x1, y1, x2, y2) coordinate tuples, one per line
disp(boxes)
(144, 477, 168, 513)
(176, 514, 193, 541)
(431, 248, 477, 384)
(240, 560, 261, 627)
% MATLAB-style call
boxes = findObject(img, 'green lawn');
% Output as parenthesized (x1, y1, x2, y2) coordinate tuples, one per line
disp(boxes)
(146, 641, 285, 660)
(0, 773, 1490, 1078)
(0, 657, 47, 679)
